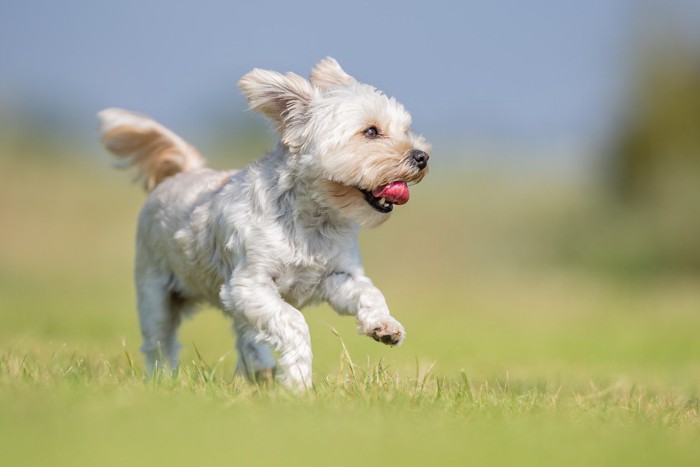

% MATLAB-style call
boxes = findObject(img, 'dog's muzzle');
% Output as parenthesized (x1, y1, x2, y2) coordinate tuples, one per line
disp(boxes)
(359, 149, 429, 214)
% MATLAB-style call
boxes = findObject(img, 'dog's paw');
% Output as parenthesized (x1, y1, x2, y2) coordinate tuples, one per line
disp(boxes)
(254, 367, 275, 385)
(361, 319, 405, 346)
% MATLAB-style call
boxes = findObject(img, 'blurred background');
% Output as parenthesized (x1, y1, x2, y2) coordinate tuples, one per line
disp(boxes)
(1, 0, 699, 384)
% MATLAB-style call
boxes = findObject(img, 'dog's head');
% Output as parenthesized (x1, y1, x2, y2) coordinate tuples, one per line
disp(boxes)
(238, 57, 430, 227)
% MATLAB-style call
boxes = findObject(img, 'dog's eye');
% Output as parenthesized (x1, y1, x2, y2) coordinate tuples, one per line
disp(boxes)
(363, 126, 380, 139)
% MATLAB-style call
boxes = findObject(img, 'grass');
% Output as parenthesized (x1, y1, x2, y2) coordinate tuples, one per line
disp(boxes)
(1, 154, 699, 466)
(1, 343, 698, 466)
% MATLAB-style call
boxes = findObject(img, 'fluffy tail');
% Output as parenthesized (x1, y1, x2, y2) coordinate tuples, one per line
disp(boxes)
(98, 108, 205, 191)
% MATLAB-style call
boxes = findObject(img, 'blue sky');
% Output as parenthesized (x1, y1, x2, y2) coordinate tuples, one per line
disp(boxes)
(1, 0, 698, 160)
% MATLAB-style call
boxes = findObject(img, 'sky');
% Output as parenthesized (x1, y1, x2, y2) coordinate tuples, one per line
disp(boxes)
(1, 0, 699, 165)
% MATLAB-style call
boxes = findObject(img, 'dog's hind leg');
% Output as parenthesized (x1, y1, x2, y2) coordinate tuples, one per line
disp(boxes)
(233, 319, 276, 383)
(136, 271, 186, 373)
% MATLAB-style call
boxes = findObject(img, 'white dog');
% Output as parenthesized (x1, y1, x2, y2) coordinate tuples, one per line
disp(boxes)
(99, 58, 430, 390)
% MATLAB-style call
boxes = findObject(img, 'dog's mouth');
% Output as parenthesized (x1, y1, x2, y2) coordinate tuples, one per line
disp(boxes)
(359, 181, 410, 213)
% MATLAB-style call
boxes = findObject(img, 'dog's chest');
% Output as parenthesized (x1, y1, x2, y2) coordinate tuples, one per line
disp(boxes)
(271, 251, 331, 308)
(272, 233, 346, 308)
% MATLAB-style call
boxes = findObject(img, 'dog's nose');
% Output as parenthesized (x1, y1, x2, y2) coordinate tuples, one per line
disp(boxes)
(410, 149, 429, 170)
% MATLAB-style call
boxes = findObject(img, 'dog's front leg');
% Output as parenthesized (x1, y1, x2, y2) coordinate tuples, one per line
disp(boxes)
(323, 271, 405, 346)
(221, 275, 312, 390)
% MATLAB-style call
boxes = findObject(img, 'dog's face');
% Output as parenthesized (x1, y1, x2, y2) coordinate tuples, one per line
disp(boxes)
(239, 57, 430, 226)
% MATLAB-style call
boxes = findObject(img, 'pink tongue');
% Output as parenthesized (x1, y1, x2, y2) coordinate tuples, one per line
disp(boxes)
(371, 181, 410, 205)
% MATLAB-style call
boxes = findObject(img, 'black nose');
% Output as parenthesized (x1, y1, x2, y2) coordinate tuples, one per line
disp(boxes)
(410, 149, 429, 170)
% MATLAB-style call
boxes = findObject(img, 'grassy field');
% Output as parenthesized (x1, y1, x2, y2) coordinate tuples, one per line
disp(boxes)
(1, 153, 699, 466)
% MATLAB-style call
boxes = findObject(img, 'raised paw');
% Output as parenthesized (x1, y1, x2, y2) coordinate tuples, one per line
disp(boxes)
(365, 320, 405, 346)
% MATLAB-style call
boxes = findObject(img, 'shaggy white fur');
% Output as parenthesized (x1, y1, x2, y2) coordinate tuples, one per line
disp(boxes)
(98, 58, 431, 390)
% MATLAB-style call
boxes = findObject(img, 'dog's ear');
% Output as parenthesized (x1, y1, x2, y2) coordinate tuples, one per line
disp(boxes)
(310, 57, 357, 89)
(238, 69, 314, 130)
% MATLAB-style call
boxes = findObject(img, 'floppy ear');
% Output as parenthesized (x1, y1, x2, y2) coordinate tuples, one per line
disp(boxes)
(238, 68, 314, 131)
(310, 57, 357, 89)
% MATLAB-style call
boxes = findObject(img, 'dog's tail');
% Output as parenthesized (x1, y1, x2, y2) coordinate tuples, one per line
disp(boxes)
(98, 108, 205, 192)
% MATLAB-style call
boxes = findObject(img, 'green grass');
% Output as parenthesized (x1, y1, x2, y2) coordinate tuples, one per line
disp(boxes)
(1, 156, 699, 466)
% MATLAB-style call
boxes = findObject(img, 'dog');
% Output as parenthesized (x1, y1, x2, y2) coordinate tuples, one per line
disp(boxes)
(98, 57, 430, 390)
